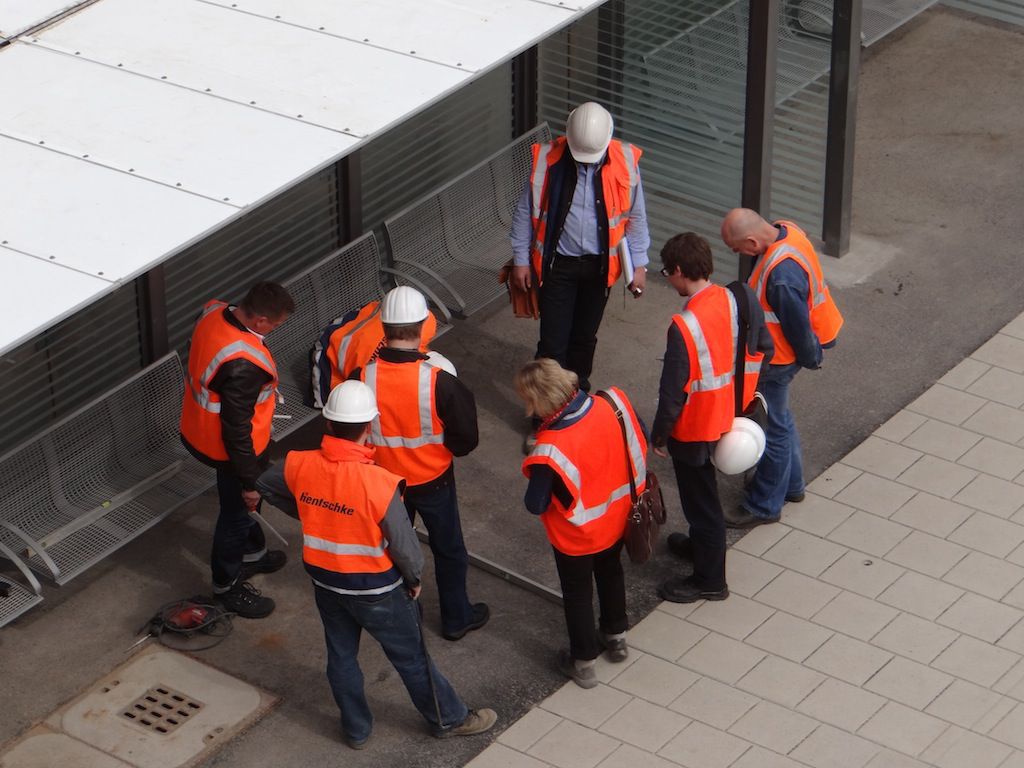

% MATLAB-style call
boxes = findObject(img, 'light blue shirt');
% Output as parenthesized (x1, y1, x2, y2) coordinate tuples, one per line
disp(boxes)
(509, 157, 651, 269)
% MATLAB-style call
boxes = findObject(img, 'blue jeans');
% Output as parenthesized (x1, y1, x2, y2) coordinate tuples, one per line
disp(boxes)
(212, 468, 267, 589)
(315, 585, 468, 742)
(404, 473, 474, 635)
(743, 363, 804, 520)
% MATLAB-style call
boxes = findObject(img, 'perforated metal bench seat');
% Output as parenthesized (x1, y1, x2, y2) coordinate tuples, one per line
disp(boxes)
(0, 353, 210, 590)
(384, 123, 552, 318)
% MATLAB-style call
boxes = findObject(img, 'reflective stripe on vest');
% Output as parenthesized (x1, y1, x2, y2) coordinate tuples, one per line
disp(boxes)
(529, 443, 633, 527)
(678, 289, 738, 394)
(337, 304, 382, 371)
(303, 535, 389, 559)
(186, 337, 277, 414)
(364, 361, 445, 449)
(756, 245, 829, 324)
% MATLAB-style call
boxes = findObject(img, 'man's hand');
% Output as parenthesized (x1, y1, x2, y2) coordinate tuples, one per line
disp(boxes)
(628, 267, 647, 298)
(512, 265, 532, 293)
(652, 444, 667, 458)
(241, 489, 261, 511)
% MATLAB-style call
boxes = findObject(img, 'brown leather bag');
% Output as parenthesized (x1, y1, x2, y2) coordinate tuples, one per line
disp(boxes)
(498, 260, 540, 319)
(595, 391, 666, 564)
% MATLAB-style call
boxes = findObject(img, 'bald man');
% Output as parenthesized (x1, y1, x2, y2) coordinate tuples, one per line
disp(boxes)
(719, 209, 843, 527)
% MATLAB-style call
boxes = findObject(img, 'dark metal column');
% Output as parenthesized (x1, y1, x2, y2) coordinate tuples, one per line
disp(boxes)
(137, 267, 169, 365)
(596, 0, 626, 120)
(338, 151, 363, 245)
(823, 0, 862, 257)
(740, 0, 779, 281)
(512, 46, 538, 137)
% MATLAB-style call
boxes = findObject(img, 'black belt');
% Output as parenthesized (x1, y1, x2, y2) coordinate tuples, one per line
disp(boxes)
(555, 252, 601, 261)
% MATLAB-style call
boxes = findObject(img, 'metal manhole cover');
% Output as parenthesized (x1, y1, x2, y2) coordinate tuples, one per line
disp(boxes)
(120, 685, 204, 735)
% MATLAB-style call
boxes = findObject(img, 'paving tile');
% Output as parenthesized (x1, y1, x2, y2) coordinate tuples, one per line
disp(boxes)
(593, 649, 640, 685)
(897, 455, 978, 499)
(745, 611, 833, 662)
(796, 677, 887, 731)
(527, 719, 621, 768)
(858, 701, 949, 757)
(1003, 313, 1024, 342)
(937, 592, 1024, 644)
(807, 462, 862, 498)
(844, 436, 923, 480)
(467, 743, 555, 768)
(669, 676, 759, 730)
(731, 746, 804, 768)
(994, 656, 1024, 698)
(733, 523, 790, 556)
(820, 550, 905, 598)
(827, 510, 912, 557)
(985, 702, 1024, 751)
(628, 610, 708, 662)
(875, 411, 929, 442)
(677, 633, 765, 685)
(813, 589, 899, 641)
(890, 492, 975, 536)
(920, 726, 1013, 768)
(780, 493, 856, 537)
(938, 358, 991, 390)
(598, 697, 690, 752)
(996, 619, 1024, 655)
(871, 612, 958, 663)
(656, 600, 701, 622)
(499, 709, 563, 752)
(956, 474, 1024, 518)
(608, 653, 700, 707)
(864, 656, 953, 709)
(972, 333, 1024, 374)
(925, 679, 1008, 730)
(967, 367, 1024, 408)
(884, 530, 970, 578)
(999, 580, 1024, 611)
(878, 571, 965, 621)
(948, 511, 1024, 558)
(686, 594, 775, 640)
(657, 720, 750, 768)
(864, 751, 931, 768)
(735, 654, 825, 708)
(726, 550, 784, 598)
(835, 473, 918, 518)
(960, 437, 1024, 481)
(754, 569, 841, 619)
(963, 401, 1024, 445)
(943, 551, 1024, 599)
(994, 750, 1024, 768)
(805, 634, 894, 686)
(729, 700, 818, 754)
(790, 724, 881, 768)
(932, 634, 1019, 688)
(902, 418, 982, 461)
(1010, 544, 1024, 570)
(973, 694, 1017, 733)
(595, 744, 679, 768)
(762, 529, 847, 577)
(907, 383, 986, 425)
(540, 679, 632, 729)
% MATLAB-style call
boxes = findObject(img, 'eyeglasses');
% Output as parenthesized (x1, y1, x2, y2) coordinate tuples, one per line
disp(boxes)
(659, 267, 673, 278)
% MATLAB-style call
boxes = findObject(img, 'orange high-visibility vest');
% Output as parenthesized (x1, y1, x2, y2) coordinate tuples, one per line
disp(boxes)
(670, 285, 764, 443)
(528, 137, 642, 288)
(284, 439, 403, 593)
(326, 301, 438, 387)
(523, 388, 648, 556)
(180, 300, 278, 461)
(748, 221, 844, 366)
(362, 358, 451, 486)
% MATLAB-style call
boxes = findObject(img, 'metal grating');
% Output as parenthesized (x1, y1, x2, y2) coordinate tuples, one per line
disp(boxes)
(120, 684, 205, 735)
(265, 233, 387, 437)
(383, 124, 551, 317)
(0, 353, 211, 585)
(943, 0, 1024, 24)
(0, 575, 43, 629)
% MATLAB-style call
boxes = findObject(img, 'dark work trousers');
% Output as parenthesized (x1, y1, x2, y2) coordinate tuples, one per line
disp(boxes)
(552, 539, 628, 662)
(403, 471, 474, 636)
(537, 254, 610, 392)
(671, 456, 727, 590)
(212, 468, 267, 589)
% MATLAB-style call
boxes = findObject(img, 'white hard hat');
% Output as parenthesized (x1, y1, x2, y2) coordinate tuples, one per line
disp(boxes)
(323, 380, 379, 423)
(565, 102, 614, 163)
(381, 286, 428, 324)
(425, 351, 457, 377)
(712, 417, 766, 475)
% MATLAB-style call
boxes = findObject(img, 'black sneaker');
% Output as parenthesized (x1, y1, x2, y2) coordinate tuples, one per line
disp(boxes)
(215, 581, 275, 619)
(443, 603, 490, 641)
(666, 532, 694, 561)
(240, 550, 287, 579)
(724, 506, 779, 529)
(657, 575, 729, 604)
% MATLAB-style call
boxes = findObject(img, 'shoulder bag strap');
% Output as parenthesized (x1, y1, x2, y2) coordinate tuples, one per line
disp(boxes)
(595, 390, 638, 504)
(726, 281, 752, 417)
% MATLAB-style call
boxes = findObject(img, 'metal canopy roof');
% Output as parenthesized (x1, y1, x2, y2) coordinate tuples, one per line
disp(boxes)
(0, 0, 601, 357)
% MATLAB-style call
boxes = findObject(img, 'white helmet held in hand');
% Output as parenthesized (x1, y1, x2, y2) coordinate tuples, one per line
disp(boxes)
(381, 286, 428, 324)
(712, 417, 766, 475)
(323, 380, 379, 423)
(425, 351, 457, 377)
(565, 102, 614, 163)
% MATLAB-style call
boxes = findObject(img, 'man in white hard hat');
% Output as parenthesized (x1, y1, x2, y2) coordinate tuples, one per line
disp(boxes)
(650, 234, 773, 603)
(350, 287, 488, 642)
(510, 102, 651, 448)
(256, 381, 497, 748)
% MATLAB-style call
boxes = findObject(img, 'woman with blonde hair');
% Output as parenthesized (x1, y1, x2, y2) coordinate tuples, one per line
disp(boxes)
(515, 359, 648, 688)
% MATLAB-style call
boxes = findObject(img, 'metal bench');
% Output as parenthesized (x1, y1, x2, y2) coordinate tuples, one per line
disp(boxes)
(383, 124, 552, 318)
(0, 353, 210, 611)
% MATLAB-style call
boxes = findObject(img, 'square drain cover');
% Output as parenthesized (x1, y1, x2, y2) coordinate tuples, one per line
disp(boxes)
(120, 685, 204, 735)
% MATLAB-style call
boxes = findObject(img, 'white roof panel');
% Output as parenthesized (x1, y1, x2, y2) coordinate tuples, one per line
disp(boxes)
(0, 0, 80, 39)
(0, 44, 357, 205)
